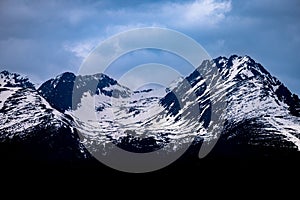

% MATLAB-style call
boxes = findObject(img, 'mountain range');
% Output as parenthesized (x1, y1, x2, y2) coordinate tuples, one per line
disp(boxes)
(1, 55, 300, 172)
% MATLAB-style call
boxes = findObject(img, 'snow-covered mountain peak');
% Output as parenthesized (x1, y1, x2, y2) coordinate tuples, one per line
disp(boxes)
(0, 70, 35, 110)
(211, 55, 300, 117)
(50, 72, 76, 88)
(0, 71, 88, 160)
(1, 54, 300, 161)
(0, 70, 34, 89)
(76, 73, 132, 98)
(38, 72, 132, 113)
(214, 55, 274, 82)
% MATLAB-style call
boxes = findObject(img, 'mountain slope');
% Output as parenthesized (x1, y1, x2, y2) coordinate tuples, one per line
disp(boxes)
(1, 54, 300, 163)
(214, 55, 300, 152)
(0, 71, 88, 161)
(158, 55, 300, 155)
(46, 55, 299, 157)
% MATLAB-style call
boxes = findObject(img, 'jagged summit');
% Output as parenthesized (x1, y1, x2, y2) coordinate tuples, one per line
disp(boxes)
(213, 55, 300, 117)
(0, 70, 88, 161)
(38, 72, 131, 113)
(1, 55, 300, 162)
(0, 70, 34, 89)
(215, 55, 275, 81)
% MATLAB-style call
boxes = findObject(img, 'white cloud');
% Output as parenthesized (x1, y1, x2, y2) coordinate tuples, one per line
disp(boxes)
(2, 0, 299, 95)
(63, 0, 232, 62)
(64, 9, 95, 26)
(104, 23, 165, 36)
(63, 38, 103, 59)
(162, 0, 232, 28)
(102, 0, 232, 30)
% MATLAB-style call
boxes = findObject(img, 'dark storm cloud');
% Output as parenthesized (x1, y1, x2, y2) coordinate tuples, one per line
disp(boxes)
(0, 0, 105, 83)
(0, 0, 299, 94)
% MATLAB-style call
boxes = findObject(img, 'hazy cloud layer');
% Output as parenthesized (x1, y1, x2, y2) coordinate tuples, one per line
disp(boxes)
(0, 0, 299, 94)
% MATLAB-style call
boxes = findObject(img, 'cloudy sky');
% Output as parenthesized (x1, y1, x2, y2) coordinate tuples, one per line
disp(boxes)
(0, 0, 299, 94)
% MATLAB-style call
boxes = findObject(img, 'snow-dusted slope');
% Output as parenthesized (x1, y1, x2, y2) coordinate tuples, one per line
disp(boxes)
(70, 83, 171, 153)
(1, 54, 299, 161)
(69, 55, 300, 155)
(0, 71, 87, 160)
(215, 55, 300, 150)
